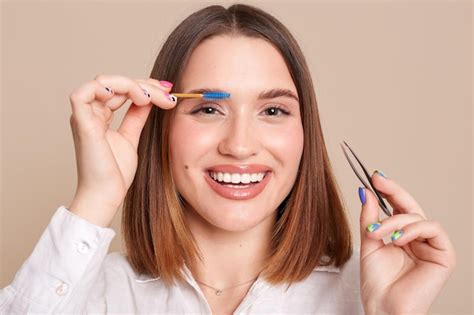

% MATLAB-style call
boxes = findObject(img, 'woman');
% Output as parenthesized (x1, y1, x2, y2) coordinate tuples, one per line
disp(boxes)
(0, 4, 456, 314)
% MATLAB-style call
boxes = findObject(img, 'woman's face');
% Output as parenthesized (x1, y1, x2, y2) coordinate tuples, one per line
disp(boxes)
(169, 35, 304, 232)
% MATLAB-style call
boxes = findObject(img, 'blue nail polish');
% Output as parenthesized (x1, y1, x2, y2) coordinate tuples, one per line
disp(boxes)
(358, 187, 366, 205)
(367, 223, 381, 232)
(391, 230, 403, 241)
(374, 170, 388, 178)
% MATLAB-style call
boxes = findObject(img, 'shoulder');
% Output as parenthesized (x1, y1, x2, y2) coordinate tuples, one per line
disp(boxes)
(305, 248, 362, 305)
(91, 253, 174, 312)
(104, 251, 128, 265)
(102, 252, 138, 278)
(102, 252, 163, 284)
(336, 247, 360, 276)
(312, 247, 360, 275)
(304, 247, 361, 293)
(256, 248, 363, 313)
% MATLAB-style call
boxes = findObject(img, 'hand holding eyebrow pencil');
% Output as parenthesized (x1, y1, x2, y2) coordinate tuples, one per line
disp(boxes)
(67, 75, 230, 228)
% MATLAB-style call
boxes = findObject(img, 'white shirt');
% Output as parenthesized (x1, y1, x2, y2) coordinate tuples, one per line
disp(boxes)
(0, 206, 364, 314)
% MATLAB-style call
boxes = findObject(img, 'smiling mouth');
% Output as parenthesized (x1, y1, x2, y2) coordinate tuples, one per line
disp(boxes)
(207, 171, 269, 187)
(203, 169, 272, 200)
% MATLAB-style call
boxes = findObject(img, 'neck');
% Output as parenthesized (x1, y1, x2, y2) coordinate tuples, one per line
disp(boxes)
(184, 206, 276, 291)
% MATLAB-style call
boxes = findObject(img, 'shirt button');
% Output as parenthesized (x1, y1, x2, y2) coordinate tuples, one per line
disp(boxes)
(76, 240, 90, 254)
(56, 281, 69, 296)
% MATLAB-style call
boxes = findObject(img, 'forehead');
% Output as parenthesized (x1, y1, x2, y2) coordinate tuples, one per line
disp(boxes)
(179, 35, 296, 94)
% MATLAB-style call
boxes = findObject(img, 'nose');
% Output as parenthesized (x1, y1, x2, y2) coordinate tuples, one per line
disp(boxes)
(217, 116, 260, 160)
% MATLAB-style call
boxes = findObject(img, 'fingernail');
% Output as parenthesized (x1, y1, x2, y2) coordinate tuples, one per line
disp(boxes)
(358, 187, 366, 205)
(367, 223, 381, 232)
(374, 170, 388, 178)
(105, 87, 114, 94)
(143, 89, 151, 98)
(391, 230, 404, 241)
(166, 93, 177, 102)
(159, 80, 173, 88)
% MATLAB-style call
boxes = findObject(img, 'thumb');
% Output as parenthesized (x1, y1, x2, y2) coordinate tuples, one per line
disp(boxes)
(117, 103, 154, 149)
(359, 187, 384, 259)
(118, 78, 174, 148)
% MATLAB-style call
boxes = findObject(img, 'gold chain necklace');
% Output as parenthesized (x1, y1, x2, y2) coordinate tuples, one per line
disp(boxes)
(195, 275, 260, 296)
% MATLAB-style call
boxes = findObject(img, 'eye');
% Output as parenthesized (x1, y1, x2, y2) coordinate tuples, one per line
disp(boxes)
(263, 105, 290, 116)
(190, 104, 221, 116)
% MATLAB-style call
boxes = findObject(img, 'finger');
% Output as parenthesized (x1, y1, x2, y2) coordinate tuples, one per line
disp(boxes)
(97, 76, 176, 110)
(94, 74, 152, 109)
(409, 239, 455, 269)
(116, 103, 153, 149)
(102, 78, 172, 110)
(90, 99, 114, 127)
(70, 80, 115, 105)
(69, 80, 115, 130)
(371, 171, 427, 219)
(115, 78, 175, 149)
(136, 78, 174, 91)
(365, 213, 425, 242)
(135, 80, 177, 109)
(390, 220, 453, 253)
(359, 187, 384, 259)
(103, 94, 128, 111)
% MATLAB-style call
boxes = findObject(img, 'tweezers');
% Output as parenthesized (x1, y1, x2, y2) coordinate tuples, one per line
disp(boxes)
(340, 141, 393, 217)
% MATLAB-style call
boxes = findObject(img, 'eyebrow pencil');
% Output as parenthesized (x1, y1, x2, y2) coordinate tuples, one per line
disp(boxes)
(170, 91, 231, 100)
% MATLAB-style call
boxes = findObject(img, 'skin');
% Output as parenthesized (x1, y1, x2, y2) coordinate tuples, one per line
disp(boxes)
(166, 35, 457, 314)
(360, 174, 456, 315)
(68, 35, 456, 315)
(168, 35, 304, 312)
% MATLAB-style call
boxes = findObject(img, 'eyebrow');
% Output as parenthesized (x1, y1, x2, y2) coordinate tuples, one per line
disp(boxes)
(186, 87, 300, 102)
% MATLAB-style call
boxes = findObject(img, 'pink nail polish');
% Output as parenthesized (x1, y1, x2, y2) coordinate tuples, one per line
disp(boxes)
(160, 80, 173, 88)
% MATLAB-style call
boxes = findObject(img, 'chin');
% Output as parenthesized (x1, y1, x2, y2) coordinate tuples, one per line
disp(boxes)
(194, 202, 276, 233)
(176, 164, 287, 233)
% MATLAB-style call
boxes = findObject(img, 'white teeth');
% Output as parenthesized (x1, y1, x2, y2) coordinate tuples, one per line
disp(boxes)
(231, 173, 240, 184)
(241, 174, 251, 184)
(209, 171, 267, 184)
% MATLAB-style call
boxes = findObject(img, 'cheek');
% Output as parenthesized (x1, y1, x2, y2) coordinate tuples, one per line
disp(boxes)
(169, 116, 218, 165)
(259, 122, 304, 165)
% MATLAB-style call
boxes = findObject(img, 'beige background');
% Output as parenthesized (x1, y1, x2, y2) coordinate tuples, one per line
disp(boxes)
(1, 0, 472, 314)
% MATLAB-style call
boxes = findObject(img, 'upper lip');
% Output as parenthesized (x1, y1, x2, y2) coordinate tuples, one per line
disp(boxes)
(206, 164, 272, 174)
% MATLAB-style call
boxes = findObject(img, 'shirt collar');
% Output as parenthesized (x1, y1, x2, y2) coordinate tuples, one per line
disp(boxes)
(135, 262, 340, 283)
(135, 274, 160, 283)
(312, 264, 340, 273)
(311, 254, 341, 273)
(134, 263, 199, 284)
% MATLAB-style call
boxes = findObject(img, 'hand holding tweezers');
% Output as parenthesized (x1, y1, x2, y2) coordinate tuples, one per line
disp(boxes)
(340, 141, 393, 217)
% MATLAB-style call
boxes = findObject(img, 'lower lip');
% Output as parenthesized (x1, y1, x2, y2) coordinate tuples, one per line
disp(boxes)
(204, 172, 272, 200)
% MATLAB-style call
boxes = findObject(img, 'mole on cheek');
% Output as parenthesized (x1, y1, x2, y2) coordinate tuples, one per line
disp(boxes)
(184, 165, 189, 170)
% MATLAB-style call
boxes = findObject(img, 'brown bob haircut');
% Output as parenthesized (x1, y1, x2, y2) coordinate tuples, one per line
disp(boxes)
(122, 3, 353, 286)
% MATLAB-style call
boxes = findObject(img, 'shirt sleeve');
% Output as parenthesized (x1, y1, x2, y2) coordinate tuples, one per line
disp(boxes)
(0, 205, 116, 314)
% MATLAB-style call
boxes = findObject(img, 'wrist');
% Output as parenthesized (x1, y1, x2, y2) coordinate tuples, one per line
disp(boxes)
(68, 198, 118, 228)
